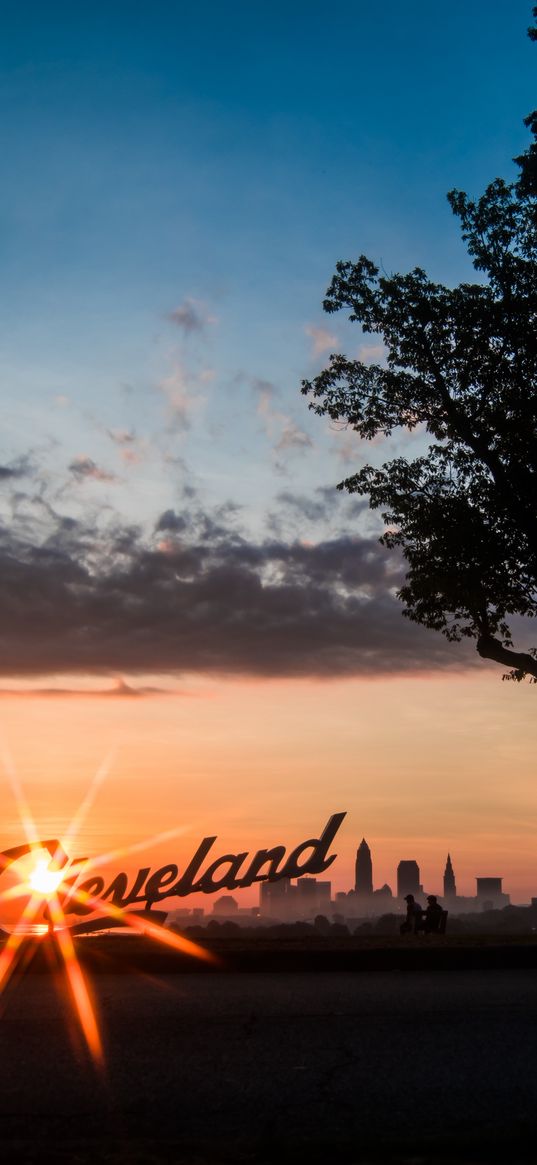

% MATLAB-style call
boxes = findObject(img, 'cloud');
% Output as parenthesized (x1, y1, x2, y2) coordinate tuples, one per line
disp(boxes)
(0, 503, 477, 679)
(332, 428, 363, 464)
(252, 378, 312, 459)
(68, 456, 117, 483)
(106, 429, 146, 465)
(167, 298, 218, 335)
(107, 429, 136, 446)
(275, 420, 313, 453)
(0, 454, 36, 483)
(158, 364, 207, 431)
(0, 678, 172, 698)
(0, 461, 30, 481)
(276, 491, 331, 525)
(156, 509, 189, 534)
(357, 343, 387, 366)
(274, 489, 367, 528)
(305, 325, 338, 358)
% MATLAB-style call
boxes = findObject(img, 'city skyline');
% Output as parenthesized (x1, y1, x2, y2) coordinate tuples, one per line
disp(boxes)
(252, 838, 513, 920)
(347, 839, 513, 908)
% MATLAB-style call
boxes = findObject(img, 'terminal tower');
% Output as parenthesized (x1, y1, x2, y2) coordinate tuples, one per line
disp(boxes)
(444, 853, 457, 898)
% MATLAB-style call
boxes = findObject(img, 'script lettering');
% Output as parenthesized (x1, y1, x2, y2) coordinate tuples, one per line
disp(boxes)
(170, 836, 217, 897)
(122, 866, 152, 906)
(280, 813, 346, 879)
(0, 814, 347, 921)
(145, 864, 179, 904)
(194, 852, 248, 894)
(239, 846, 286, 886)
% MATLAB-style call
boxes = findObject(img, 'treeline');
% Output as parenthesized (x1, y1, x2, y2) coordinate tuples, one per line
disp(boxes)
(171, 904, 537, 939)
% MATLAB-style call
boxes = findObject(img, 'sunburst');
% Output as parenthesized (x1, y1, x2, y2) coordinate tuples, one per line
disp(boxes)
(0, 745, 217, 1067)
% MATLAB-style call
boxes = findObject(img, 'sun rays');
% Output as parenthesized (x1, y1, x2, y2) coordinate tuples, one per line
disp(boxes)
(0, 744, 216, 1067)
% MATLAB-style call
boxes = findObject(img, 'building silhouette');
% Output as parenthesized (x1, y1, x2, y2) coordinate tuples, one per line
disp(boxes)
(476, 877, 510, 909)
(444, 854, 456, 898)
(397, 860, 420, 899)
(296, 877, 331, 915)
(355, 838, 373, 895)
(260, 876, 292, 916)
(260, 876, 331, 919)
(373, 883, 393, 901)
(213, 895, 238, 916)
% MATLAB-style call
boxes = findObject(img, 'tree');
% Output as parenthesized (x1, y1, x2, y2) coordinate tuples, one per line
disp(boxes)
(302, 10, 537, 683)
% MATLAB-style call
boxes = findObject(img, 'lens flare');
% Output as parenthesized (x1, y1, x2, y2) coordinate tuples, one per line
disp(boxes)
(0, 747, 218, 1069)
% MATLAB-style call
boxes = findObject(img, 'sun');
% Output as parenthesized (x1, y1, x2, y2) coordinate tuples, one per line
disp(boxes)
(28, 858, 64, 898)
(0, 747, 217, 1070)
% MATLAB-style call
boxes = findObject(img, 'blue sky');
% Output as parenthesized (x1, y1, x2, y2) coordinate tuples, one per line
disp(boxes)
(0, 0, 535, 679)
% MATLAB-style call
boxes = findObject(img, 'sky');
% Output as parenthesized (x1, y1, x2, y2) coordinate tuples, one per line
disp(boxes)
(0, 1, 536, 909)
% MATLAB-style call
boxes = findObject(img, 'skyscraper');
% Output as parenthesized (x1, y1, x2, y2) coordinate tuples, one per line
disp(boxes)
(444, 854, 456, 898)
(355, 838, 373, 895)
(397, 860, 420, 899)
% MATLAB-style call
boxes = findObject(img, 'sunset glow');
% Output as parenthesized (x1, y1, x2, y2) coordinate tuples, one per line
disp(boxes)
(1, 669, 537, 905)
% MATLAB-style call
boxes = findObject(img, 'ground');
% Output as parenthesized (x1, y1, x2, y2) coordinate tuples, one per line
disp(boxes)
(2, 952, 537, 1162)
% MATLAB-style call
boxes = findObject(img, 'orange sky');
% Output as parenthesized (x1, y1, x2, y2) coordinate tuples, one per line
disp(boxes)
(0, 670, 536, 914)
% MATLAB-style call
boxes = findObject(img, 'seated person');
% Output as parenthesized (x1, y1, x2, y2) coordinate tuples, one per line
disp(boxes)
(400, 893, 423, 935)
(424, 895, 444, 933)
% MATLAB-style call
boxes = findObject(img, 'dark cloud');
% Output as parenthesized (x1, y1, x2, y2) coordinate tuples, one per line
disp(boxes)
(276, 491, 331, 524)
(268, 489, 369, 541)
(275, 489, 367, 525)
(0, 502, 477, 679)
(68, 456, 117, 483)
(156, 509, 189, 534)
(0, 457, 32, 482)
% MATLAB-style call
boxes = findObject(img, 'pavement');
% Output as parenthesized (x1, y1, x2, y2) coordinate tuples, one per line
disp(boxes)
(2, 967, 537, 1163)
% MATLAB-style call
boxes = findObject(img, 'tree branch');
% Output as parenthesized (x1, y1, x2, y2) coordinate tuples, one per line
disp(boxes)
(477, 634, 537, 680)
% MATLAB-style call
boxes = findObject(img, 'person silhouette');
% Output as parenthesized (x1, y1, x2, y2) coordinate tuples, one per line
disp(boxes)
(400, 893, 423, 934)
(424, 895, 443, 933)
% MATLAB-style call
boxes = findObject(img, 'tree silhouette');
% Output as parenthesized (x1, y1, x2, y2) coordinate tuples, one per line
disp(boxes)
(302, 9, 537, 683)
